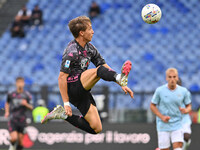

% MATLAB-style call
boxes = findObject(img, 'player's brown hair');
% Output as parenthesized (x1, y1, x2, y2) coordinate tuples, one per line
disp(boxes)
(68, 16, 91, 38)
(16, 76, 24, 81)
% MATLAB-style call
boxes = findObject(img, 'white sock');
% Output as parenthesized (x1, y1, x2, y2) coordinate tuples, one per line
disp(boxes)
(64, 115, 68, 119)
(174, 148, 182, 150)
(9, 144, 16, 150)
(182, 141, 186, 150)
(187, 139, 191, 145)
(115, 74, 121, 82)
(183, 140, 191, 150)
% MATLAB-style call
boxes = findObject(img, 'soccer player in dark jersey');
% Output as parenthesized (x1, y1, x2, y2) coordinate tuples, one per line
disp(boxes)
(41, 16, 133, 134)
(4, 77, 33, 150)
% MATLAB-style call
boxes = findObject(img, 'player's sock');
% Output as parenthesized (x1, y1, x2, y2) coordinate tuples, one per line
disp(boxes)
(97, 65, 118, 82)
(183, 139, 191, 150)
(183, 141, 186, 150)
(10, 141, 16, 146)
(187, 139, 191, 146)
(9, 141, 16, 150)
(174, 148, 182, 150)
(16, 145, 23, 150)
(65, 115, 96, 134)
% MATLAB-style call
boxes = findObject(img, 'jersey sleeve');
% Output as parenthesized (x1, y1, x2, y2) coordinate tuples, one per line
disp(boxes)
(60, 49, 74, 74)
(184, 90, 192, 105)
(90, 44, 106, 67)
(6, 93, 12, 103)
(151, 88, 160, 104)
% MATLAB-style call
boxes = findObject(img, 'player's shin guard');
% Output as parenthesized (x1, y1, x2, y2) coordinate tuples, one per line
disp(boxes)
(65, 115, 97, 134)
(97, 65, 117, 82)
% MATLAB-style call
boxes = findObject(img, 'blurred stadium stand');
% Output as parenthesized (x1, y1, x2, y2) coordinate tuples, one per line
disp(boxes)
(0, 0, 200, 122)
(0, 0, 28, 35)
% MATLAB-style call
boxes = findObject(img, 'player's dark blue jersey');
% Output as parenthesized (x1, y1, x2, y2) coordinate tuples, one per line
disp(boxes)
(60, 40, 105, 82)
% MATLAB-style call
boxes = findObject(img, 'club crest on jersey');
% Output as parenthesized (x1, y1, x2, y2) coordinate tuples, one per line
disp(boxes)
(81, 58, 89, 69)
(65, 60, 70, 68)
(177, 94, 182, 97)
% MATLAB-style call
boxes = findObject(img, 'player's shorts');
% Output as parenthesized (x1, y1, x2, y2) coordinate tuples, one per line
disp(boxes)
(67, 74, 96, 116)
(8, 118, 26, 133)
(157, 129, 184, 149)
(182, 123, 192, 134)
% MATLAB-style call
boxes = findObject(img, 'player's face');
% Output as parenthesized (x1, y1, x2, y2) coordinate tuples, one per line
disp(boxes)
(82, 23, 94, 42)
(166, 71, 178, 88)
(16, 79, 25, 91)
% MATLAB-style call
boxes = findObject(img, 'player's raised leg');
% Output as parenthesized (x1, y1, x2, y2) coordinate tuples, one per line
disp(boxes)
(80, 68, 100, 91)
(81, 60, 132, 90)
(66, 104, 102, 134)
(84, 104, 102, 133)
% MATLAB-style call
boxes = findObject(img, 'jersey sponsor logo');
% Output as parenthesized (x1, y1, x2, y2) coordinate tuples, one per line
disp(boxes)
(65, 60, 70, 68)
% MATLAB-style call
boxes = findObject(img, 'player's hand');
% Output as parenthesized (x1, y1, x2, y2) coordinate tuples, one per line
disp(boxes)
(179, 107, 188, 114)
(121, 86, 134, 98)
(64, 105, 72, 117)
(21, 99, 28, 106)
(4, 112, 9, 118)
(161, 116, 170, 123)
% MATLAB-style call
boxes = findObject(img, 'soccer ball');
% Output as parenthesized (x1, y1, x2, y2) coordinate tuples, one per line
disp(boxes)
(141, 4, 162, 24)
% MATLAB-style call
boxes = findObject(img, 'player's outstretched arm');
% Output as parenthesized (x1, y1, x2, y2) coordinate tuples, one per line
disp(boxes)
(58, 72, 72, 116)
(150, 103, 170, 123)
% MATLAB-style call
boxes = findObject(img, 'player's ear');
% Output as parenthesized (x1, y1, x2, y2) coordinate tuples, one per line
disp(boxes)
(79, 30, 84, 37)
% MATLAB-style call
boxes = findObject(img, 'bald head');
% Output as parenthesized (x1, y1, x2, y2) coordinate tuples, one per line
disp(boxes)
(166, 68, 179, 90)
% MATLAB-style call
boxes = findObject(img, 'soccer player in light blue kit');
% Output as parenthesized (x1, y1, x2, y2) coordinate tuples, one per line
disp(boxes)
(177, 78, 192, 150)
(150, 68, 192, 150)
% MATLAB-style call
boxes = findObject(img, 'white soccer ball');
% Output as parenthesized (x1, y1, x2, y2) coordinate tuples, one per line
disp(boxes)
(141, 4, 162, 24)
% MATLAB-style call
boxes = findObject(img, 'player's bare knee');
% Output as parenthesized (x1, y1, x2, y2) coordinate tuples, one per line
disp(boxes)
(94, 127, 102, 134)
(10, 136, 18, 143)
(95, 124, 102, 133)
(90, 123, 102, 134)
(173, 142, 182, 149)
